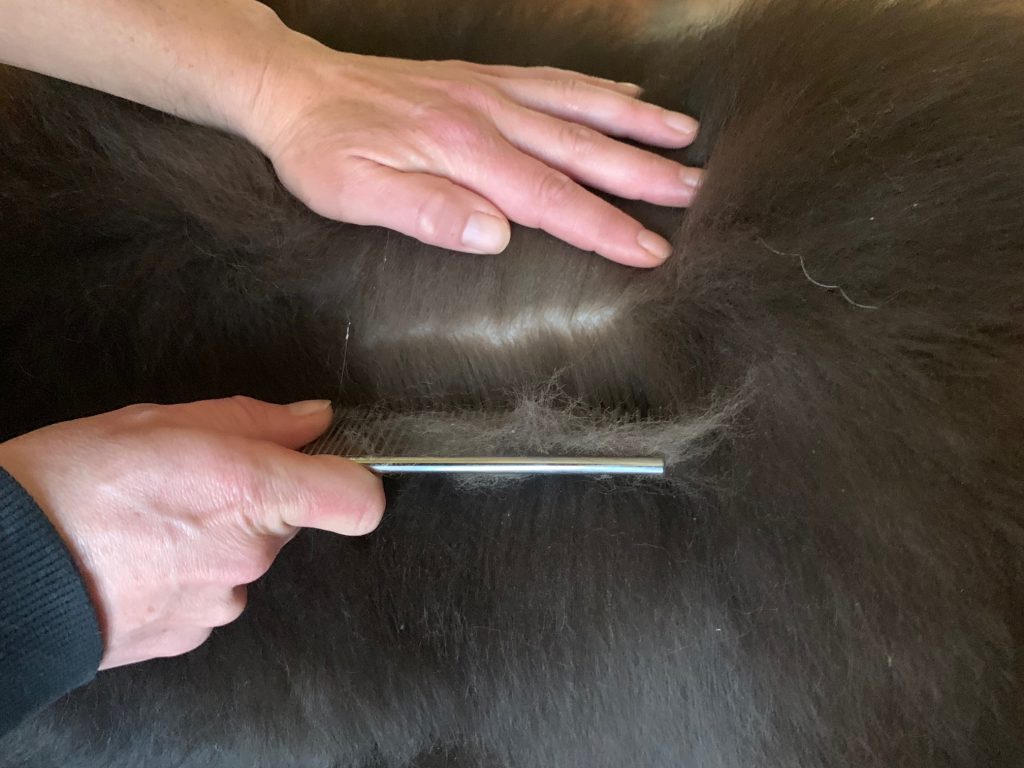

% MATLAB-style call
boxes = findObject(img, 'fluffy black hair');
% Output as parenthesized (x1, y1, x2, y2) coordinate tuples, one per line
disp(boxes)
(1, 0, 1022, 766)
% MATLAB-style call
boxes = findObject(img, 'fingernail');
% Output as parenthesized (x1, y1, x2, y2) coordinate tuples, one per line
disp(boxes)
(637, 230, 672, 263)
(664, 112, 698, 137)
(681, 168, 704, 190)
(461, 212, 510, 253)
(287, 399, 333, 416)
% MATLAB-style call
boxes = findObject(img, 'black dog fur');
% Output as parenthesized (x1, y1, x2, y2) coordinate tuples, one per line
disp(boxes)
(0, 0, 1022, 765)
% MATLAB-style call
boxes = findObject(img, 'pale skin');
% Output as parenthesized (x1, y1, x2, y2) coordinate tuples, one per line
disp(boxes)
(0, 0, 703, 265)
(0, 0, 703, 669)
(0, 398, 385, 669)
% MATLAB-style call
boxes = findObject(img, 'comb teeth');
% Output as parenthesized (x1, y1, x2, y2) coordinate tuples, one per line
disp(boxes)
(303, 408, 421, 456)
(302, 408, 665, 477)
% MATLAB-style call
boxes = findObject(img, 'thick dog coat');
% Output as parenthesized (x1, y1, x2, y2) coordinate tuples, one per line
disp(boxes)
(0, 0, 1022, 766)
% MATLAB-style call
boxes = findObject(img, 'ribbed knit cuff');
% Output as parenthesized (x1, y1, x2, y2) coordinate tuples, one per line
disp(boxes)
(0, 467, 103, 737)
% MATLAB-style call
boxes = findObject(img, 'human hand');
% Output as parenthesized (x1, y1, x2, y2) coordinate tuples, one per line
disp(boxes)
(0, 397, 383, 670)
(3, 0, 697, 264)
(241, 35, 703, 267)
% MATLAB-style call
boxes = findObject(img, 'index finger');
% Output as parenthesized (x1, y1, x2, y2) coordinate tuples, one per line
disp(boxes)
(463, 144, 673, 267)
(458, 62, 643, 97)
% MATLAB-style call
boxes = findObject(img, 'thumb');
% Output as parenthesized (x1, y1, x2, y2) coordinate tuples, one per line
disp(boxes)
(159, 396, 334, 449)
(246, 443, 386, 538)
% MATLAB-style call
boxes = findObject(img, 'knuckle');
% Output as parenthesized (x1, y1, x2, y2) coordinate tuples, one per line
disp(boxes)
(533, 66, 564, 78)
(225, 395, 268, 430)
(228, 549, 275, 585)
(198, 451, 288, 539)
(245, 455, 322, 535)
(412, 189, 460, 241)
(209, 450, 261, 503)
(606, 97, 638, 126)
(115, 403, 165, 430)
(535, 171, 577, 209)
(442, 78, 499, 110)
(184, 629, 213, 655)
(558, 123, 598, 157)
(210, 589, 248, 627)
(164, 629, 212, 659)
(253, 540, 281, 575)
(555, 76, 588, 102)
(412, 104, 484, 150)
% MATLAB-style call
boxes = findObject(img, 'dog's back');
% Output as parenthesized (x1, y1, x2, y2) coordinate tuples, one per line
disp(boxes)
(0, 1, 1022, 766)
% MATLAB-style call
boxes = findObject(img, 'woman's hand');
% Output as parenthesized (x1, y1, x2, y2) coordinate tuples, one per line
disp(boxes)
(0, 397, 383, 670)
(242, 38, 703, 267)
(2, 0, 700, 266)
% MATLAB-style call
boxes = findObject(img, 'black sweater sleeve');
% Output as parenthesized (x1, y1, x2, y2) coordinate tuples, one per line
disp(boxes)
(0, 467, 103, 737)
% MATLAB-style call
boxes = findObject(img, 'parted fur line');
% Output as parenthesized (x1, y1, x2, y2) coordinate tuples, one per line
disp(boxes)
(0, 0, 1022, 766)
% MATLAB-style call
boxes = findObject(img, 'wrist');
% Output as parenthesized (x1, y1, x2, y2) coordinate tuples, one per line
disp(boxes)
(201, 1, 298, 137)
(232, 29, 361, 156)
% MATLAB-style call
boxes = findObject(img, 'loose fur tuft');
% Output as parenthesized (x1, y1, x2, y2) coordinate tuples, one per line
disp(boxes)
(307, 385, 746, 490)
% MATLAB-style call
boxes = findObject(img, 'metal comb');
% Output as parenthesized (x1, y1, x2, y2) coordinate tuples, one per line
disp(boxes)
(303, 410, 665, 477)
(345, 456, 664, 476)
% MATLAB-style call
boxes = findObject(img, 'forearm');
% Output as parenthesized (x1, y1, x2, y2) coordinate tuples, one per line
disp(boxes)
(0, 0, 288, 133)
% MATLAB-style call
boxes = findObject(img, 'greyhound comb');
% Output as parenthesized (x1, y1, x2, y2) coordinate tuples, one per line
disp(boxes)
(303, 408, 665, 477)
